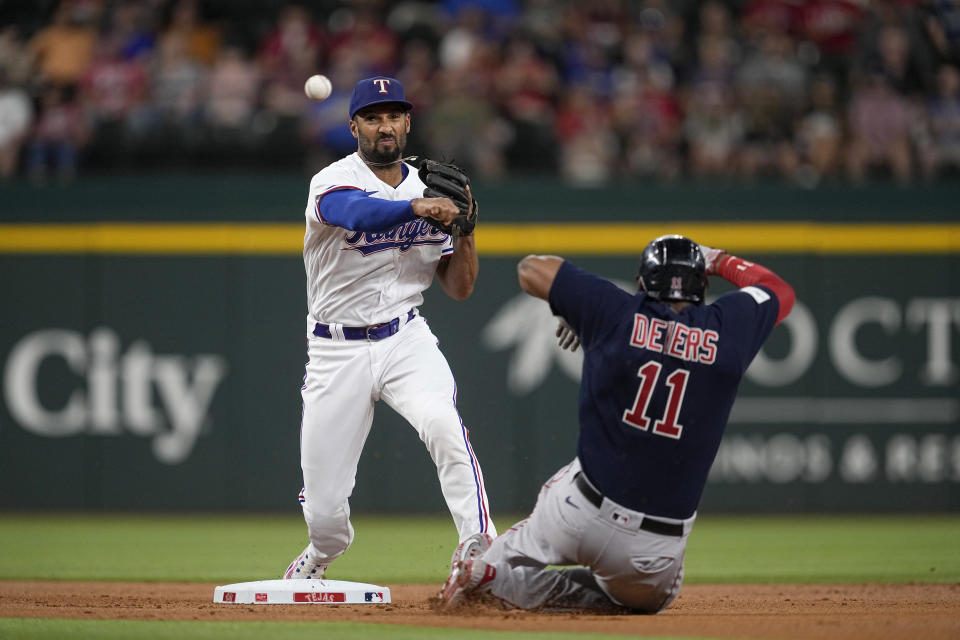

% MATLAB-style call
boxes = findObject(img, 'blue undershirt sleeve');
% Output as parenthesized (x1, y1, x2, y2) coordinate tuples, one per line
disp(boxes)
(318, 188, 416, 231)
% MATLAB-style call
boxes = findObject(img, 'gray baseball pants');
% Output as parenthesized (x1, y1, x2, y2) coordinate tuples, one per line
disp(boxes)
(479, 458, 695, 613)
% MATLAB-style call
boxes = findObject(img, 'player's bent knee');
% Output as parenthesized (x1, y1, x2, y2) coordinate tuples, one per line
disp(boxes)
(415, 405, 463, 437)
(421, 419, 473, 455)
(608, 585, 675, 614)
(600, 563, 681, 614)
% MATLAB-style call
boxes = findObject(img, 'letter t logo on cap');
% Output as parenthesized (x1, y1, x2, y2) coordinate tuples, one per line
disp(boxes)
(373, 79, 391, 94)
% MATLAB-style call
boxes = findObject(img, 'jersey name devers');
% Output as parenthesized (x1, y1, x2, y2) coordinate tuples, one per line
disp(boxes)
(628, 313, 718, 364)
(343, 219, 447, 255)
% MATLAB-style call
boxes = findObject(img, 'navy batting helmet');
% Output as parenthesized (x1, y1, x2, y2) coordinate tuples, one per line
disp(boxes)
(637, 235, 707, 304)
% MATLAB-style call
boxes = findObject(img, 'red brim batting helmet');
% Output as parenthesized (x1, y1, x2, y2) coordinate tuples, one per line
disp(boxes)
(349, 77, 413, 118)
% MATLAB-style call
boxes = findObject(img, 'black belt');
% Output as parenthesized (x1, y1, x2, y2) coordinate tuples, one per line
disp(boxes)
(574, 471, 684, 537)
(313, 310, 415, 341)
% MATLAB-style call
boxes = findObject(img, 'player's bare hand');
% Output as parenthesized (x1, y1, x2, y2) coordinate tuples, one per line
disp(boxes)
(556, 317, 580, 352)
(412, 197, 459, 225)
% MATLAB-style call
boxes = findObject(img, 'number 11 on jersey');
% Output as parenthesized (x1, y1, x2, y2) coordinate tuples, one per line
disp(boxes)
(621, 362, 690, 439)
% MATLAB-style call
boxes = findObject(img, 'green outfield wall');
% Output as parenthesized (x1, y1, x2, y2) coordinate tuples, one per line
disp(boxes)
(1, 177, 958, 513)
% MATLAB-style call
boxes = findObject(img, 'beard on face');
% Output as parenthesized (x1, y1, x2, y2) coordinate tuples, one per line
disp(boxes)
(360, 131, 404, 164)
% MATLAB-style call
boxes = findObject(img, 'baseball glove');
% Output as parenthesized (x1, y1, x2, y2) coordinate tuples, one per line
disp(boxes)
(418, 159, 479, 236)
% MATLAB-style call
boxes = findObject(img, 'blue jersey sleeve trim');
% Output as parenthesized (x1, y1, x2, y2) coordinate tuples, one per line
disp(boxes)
(318, 188, 415, 231)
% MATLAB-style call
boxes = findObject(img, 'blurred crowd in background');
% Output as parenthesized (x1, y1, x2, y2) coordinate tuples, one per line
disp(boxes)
(1, 0, 959, 185)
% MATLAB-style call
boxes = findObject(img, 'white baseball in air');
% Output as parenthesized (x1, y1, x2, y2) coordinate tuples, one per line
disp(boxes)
(304, 74, 332, 101)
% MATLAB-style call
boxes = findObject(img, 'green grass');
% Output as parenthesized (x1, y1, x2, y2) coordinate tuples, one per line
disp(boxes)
(0, 513, 462, 583)
(1, 513, 957, 584)
(1, 514, 957, 639)
(684, 515, 960, 583)
(0, 619, 676, 640)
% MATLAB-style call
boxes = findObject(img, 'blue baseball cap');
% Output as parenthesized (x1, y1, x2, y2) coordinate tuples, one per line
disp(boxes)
(349, 76, 413, 118)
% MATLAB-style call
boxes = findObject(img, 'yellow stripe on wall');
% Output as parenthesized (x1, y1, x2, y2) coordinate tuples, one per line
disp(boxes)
(0, 223, 301, 254)
(479, 223, 960, 255)
(0, 222, 958, 255)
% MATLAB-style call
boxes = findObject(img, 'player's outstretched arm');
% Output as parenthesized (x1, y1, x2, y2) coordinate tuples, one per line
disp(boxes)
(518, 255, 582, 350)
(703, 246, 795, 324)
(318, 189, 417, 231)
(436, 234, 478, 301)
(517, 255, 564, 301)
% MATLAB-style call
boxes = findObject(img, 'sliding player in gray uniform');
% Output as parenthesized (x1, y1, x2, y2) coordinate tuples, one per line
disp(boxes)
(442, 235, 795, 612)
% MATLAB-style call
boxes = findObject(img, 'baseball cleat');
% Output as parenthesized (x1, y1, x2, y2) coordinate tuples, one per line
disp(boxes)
(441, 557, 496, 607)
(449, 532, 492, 573)
(283, 544, 328, 580)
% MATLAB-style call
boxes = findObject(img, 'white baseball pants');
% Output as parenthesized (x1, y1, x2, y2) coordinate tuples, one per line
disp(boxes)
(480, 458, 694, 612)
(298, 315, 495, 565)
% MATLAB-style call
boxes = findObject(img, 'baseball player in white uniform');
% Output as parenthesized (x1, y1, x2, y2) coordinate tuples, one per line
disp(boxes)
(283, 76, 496, 581)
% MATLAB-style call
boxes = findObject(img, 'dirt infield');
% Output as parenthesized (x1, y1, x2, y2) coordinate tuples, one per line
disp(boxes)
(2, 581, 959, 638)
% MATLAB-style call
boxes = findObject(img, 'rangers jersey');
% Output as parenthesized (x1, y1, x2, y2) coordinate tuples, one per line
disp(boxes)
(303, 152, 453, 326)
